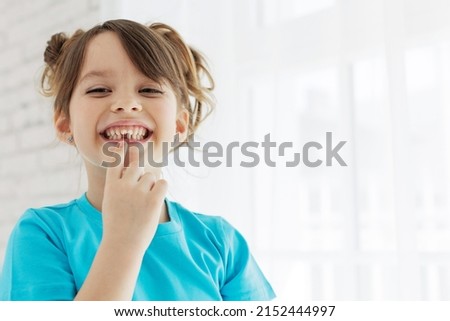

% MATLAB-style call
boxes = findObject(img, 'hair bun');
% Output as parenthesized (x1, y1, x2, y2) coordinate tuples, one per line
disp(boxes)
(44, 32, 68, 68)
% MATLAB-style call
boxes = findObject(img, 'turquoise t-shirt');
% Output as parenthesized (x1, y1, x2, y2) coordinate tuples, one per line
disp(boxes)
(0, 194, 275, 301)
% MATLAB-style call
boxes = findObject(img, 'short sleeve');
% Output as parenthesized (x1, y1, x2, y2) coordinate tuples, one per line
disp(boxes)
(219, 219, 275, 301)
(0, 209, 76, 300)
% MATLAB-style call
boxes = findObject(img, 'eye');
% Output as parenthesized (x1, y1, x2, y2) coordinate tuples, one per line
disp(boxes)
(139, 87, 164, 95)
(86, 87, 111, 95)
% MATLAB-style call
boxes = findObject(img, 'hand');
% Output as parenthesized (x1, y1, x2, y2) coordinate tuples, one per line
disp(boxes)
(101, 141, 168, 254)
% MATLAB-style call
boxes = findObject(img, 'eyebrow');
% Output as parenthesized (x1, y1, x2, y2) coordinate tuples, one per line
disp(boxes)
(79, 70, 115, 84)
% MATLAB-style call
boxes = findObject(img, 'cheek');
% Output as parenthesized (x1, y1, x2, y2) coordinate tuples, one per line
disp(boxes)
(154, 102, 179, 130)
(157, 116, 177, 141)
(69, 100, 99, 140)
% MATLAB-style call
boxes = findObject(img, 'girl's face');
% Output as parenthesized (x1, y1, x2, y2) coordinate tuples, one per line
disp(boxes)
(60, 31, 188, 172)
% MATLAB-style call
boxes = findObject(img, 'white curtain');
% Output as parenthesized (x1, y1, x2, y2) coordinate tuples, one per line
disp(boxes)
(105, 0, 450, 300)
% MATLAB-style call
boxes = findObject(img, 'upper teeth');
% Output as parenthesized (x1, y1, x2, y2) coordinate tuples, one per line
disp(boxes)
(103, 126, 148, 140)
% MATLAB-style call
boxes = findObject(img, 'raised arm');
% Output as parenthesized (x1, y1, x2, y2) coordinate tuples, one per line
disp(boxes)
(75, 142, 167, 300)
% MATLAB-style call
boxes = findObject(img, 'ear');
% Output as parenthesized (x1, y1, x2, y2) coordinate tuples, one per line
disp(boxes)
(54, 111, 72, 144)
(175, 108, 189, 141)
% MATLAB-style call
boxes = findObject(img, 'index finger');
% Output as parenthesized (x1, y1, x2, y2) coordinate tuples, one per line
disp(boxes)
(104, 140, 126, 181)
(124, 143, 144, 168)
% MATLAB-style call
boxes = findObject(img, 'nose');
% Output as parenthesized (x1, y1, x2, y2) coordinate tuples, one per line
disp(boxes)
(111, 98, 143, 113)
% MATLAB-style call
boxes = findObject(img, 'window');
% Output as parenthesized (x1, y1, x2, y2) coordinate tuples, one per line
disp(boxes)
(109, 0, 450, 300)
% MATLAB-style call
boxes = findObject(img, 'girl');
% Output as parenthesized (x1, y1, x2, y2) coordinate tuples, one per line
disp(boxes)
(0, 19, 275, 301)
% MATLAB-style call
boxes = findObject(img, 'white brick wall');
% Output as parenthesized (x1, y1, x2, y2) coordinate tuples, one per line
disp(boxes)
(0, 0, 101, 267)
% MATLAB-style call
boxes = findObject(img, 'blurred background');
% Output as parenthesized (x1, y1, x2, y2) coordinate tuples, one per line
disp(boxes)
(1, 0, 450, 300)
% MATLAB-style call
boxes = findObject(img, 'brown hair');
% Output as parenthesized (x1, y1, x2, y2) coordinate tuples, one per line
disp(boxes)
(41, 19, 215, 141)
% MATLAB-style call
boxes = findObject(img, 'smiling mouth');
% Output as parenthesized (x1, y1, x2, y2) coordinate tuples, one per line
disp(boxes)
(100, 125, 152, 142)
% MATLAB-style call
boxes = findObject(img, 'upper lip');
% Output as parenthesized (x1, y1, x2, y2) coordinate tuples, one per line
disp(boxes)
(99, 119, 152, 134)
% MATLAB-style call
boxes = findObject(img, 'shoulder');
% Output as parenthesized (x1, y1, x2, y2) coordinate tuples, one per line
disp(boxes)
(15, 198, 77, 227)
(165, 199, 247, 256)
(165, 201, 276, 301)
(10, 197, 84, 246)
(1, 199, 81, 300)
(20, 198, 78, 220)
(166, 199, 236, 236)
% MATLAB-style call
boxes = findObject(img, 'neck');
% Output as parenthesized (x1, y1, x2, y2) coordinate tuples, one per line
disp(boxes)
(84, 162, 169, 223)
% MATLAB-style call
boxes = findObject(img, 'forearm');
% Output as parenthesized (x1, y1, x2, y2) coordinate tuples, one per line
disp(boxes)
(74, 240, 145, 301)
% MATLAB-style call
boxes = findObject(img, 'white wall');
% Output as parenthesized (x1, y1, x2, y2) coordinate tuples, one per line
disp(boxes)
(0, 0, 100, 268)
